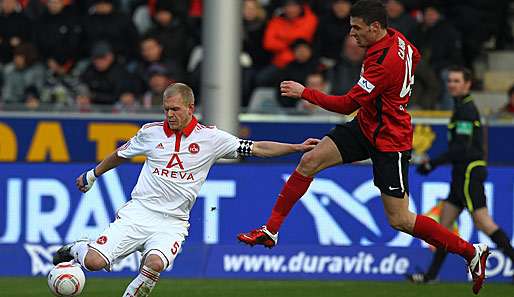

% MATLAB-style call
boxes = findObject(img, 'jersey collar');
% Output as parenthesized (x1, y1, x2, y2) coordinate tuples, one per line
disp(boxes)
(163, 116, 198, 138)
(366, 28, 395, 57)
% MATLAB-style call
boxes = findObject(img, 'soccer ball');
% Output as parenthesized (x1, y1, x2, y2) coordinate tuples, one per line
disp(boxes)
(47, 262, 85, 296)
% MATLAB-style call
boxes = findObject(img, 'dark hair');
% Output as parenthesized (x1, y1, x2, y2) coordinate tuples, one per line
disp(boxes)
(350, 0, 388, 28)
(448, 65, 473, 82)
(13, 43, 39, 67)
(290, 38, 310, 50)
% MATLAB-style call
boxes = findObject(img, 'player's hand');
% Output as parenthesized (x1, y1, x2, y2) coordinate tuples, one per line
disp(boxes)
(296, 138, 320, 152)
(416, 161, 433, 176)
(76, 169, 97, 193)
(280, 81, 305, 99)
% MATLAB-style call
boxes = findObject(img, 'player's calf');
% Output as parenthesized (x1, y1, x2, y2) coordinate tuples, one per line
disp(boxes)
(122, 254, 165, 297)
(123, 265, 161, 297)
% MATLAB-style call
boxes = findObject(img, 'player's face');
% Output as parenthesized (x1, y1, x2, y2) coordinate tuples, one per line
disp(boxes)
(349, 17, 379, 48)
(163, 95, 194, 131)
(447, 72, 471, 97)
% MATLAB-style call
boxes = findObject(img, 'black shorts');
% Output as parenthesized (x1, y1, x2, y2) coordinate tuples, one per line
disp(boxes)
(326, 119, 411, 198)
(446, 161, 487, 212)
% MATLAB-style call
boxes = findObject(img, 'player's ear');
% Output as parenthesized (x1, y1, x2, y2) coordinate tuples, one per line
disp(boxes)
(370, 21, 380, 33)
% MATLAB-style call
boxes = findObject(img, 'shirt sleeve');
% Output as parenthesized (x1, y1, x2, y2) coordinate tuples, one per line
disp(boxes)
(213, 129, 240, 159)
(301, 63, 387, 114)
(350, 62, 388, 105)
(117, 128, 148, 159)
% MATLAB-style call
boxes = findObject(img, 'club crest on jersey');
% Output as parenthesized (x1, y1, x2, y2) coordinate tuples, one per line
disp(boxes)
(155, 143, 164, 149)
(96, 236, 108, 245)
(189, 143, 200, 154)
(358, 76, 375, 93)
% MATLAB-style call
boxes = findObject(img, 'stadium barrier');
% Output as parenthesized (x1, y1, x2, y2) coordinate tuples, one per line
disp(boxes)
(0, 163, 513, 282)
(1, 113, 514, 164)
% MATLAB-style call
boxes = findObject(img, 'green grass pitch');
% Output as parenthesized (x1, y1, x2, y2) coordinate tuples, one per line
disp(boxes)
(2, 277, 512, 297)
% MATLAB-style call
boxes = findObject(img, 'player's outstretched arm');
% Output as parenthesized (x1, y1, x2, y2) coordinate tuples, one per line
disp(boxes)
(280, 80, 360, 115)
(251, 138, 320, 158)
(75, 151, 128, 193)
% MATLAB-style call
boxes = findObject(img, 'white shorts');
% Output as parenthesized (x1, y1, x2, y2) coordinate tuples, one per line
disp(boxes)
(89, 200, 189, 271)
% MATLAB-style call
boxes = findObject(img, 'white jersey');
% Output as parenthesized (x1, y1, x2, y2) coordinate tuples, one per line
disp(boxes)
(117, 117, 249, 220)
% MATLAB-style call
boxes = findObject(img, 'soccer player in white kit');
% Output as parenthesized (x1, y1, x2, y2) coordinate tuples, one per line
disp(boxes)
(52, 83, 319, 297)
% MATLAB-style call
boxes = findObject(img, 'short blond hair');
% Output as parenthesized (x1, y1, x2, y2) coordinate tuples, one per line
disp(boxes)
(163, 83, 195, 105)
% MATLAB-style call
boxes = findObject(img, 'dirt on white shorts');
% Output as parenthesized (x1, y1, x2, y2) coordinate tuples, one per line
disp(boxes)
(89, 200, 189, 271)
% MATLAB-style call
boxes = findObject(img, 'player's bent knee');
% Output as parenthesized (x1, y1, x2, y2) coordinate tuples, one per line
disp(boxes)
(144, 254, 165, 273)
(83, 251, 108, 271)
(298, 151, 321, 175)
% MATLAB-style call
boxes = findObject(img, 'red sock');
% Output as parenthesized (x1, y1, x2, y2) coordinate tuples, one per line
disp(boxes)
(266, 170, 313, 234)
(413, 215, 475, 261)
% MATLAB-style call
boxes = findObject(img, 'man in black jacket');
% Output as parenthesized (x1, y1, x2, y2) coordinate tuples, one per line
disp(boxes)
(407, 66, 514, 284)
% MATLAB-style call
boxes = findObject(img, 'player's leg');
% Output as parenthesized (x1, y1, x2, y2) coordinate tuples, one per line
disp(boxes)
(376, 152, 488, 293)
(266, 136, 343, 232)
(54, 202, 146, 272)
(53, 239, 108, 271)
(238, 136, 342, 247)
(381, 191, 489, 294)
(123, 228, 186, 297)
(408, 201, 462, 283)
(122, 253, 164, 297)
(373, 150, 476, 258)
(238, 120, 370, 247)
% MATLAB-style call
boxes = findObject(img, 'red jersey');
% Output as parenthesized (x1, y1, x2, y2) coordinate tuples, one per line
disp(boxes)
(302, 29, 420, 152)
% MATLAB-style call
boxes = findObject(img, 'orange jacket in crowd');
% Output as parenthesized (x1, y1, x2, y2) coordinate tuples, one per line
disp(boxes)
(263, 5, 318, 68)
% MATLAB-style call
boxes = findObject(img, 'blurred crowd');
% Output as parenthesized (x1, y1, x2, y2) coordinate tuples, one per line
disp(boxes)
(0, 0, 513, 114)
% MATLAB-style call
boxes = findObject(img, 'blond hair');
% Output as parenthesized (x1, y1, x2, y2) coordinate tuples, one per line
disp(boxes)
(163, 83, 195, 105)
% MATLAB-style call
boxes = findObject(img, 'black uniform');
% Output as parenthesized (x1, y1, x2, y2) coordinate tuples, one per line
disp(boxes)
(431, 94, 486, 212)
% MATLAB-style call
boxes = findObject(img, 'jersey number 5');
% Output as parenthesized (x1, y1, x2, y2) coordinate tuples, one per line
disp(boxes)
(400, 45, 414, 98)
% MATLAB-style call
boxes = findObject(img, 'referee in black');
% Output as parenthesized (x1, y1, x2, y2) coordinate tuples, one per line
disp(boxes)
(407, 66, 514, 283)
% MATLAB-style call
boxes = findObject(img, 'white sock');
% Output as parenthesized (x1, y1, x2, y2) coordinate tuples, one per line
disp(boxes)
(122, 265, 160, 297)
(70, 242, 89, 268)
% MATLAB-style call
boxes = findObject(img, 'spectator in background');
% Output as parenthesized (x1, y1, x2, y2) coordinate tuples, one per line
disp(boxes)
(329, 35, 365, 95)
(413, 5, 463, 109)
(80, 41, 139, 106)
(277, 39, 320, 108)
(73, 84, 95, 113)
(297, 72, 329, 114)
(315, 0, 351, 62)
(33, 0, 82, 61)
(242, 0, 271, 105)
(257, 0, 318, 87)
(142, 64, 172, 110)
(410, 59, 440, 110)
(0, 0, 32, 64)
(82, 0, 139, 62)
(386, 0, 417, 41)
(23, 85, 41, 111)
(243, 0, 270, 70)
(40, 55, 88, 107)
(113, 92, 140, 113)
(146, 0, 190, 72)
(135, 35, 183, 88)
(1, 43, 44, 104)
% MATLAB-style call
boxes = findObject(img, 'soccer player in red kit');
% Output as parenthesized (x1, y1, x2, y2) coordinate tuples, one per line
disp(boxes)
(238, 0, 489, 294)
